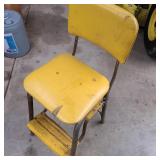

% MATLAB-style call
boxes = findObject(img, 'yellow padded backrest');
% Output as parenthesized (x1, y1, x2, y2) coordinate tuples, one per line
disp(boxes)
(68, 4, 139, 63)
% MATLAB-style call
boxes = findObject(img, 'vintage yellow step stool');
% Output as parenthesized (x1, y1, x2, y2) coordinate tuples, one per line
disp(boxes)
(24, 4, 138, 156)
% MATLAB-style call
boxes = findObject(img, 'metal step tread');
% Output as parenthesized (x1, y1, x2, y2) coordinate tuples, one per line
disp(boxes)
(27, 113, 72, 156)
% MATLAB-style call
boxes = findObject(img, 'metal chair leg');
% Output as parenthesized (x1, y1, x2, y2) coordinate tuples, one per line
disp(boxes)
(100, 96, 108, 124)
(70, 122, 83, 156)
(78, 120, 88, 142)
(27, 93, 34, 135)
(72, 36, 79, 56)
(100, 61, 119, 123)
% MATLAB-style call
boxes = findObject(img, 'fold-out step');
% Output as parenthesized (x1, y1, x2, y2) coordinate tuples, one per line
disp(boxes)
(27, 113, 72, 156)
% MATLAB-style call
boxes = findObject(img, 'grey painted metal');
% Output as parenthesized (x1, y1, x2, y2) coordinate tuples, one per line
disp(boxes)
(70, 121, 84, 156)
(100, 60, 120, 123)
(27, 93, 34, 135)
(78, 120, 88, 142)
(72, 36, 79, 56)
(108, 60, 120, 92)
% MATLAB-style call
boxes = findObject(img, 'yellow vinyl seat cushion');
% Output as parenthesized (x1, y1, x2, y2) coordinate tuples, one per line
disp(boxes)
(24, 53, 109, 124)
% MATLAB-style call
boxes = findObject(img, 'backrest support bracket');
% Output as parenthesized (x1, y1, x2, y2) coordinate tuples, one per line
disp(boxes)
(110, 60, 119, 91)
(72, 36, 79, 56)
(106, 60, 120, 98)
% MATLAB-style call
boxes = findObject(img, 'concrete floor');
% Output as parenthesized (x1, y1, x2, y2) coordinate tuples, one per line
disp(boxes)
(4, 5, 156, 156)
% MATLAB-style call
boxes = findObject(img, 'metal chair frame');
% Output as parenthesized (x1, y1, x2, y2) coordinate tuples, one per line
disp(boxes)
(27, 36, 119, 155)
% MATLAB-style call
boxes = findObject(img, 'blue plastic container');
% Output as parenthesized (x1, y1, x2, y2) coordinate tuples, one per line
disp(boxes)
(4, 10, 30, 58)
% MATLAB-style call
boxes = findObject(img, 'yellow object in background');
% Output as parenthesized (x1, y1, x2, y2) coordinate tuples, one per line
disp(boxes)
(148, 9, 156, 41)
